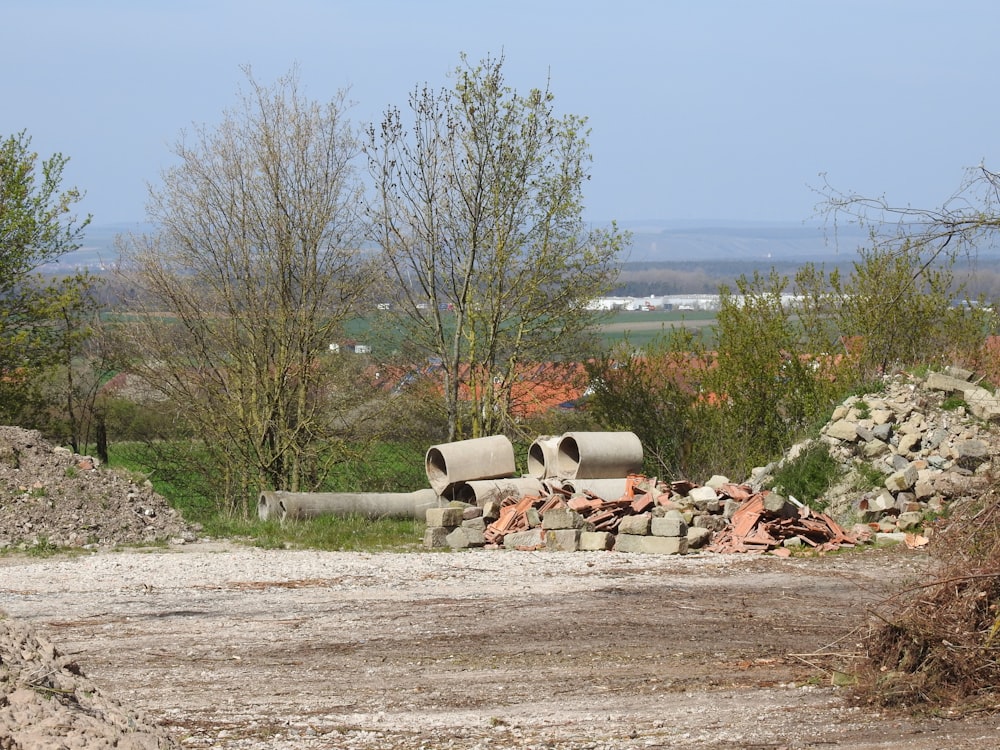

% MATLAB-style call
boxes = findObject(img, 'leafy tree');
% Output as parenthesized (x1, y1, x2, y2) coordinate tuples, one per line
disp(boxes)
(365, 53, 627, 441)
(115, 67, 374, 516)
(0, 131, 91, 422)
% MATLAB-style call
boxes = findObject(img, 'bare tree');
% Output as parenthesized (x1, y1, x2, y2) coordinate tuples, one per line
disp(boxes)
(366, 53, 627, 441)
(115, 67, 372, 515)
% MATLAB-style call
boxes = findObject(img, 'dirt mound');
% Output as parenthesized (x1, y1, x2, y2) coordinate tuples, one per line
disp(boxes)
(0, 616, 178, 749)
(0, 426, 197, 552)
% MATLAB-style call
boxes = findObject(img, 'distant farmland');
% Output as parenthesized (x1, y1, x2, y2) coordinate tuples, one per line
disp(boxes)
(592, 310, 717, 349)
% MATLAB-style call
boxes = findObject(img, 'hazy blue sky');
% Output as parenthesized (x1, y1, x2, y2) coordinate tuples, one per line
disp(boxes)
(4, 0, 1000, 227)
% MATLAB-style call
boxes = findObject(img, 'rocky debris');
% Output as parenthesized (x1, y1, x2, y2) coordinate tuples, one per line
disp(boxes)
(0, 617, 178, 748)
(0, 426, 198, 552)
(758, 367, 1000, 537)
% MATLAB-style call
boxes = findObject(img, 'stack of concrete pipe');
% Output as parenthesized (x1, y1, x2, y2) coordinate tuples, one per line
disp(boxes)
(257, 430, 644, 523)
(529, 431, 642, 481)
(439, 431, 643, 507)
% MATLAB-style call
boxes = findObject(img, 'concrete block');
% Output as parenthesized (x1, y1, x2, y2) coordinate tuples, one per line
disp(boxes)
(579, 530, 614, 551)
(461, 516, 487, 531)
(686, 526, 712, 549)
(615, 533, 688, 555)
(651, 516, 688, 537)
(426, 506, 465, 528)
(618, 513, 651, 535)
(446, 526, 485, 549)
(423, 526, 450, 548)
(687, 486, 719, 503)
(503, 528, 544, 550)
(545, 528, 581, 551)
(542, 508, 585, 530)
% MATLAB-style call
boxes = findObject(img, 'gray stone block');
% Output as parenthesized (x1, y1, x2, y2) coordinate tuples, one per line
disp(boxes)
(617, 513, 651, 535)
(461, 516, 487, 531)
(545, 528, 581, 551)
(425, 506, 464, 528)
(651, 516, 687, 537)
(503, 528, 544, 550)
(423, 526, 450, 548)
(542, 508, 585, 530)
(885, 464, 918, 492)
(579, 531, 614, 551)
(686, 526, 712, 549)
(615, 533, 688, 555)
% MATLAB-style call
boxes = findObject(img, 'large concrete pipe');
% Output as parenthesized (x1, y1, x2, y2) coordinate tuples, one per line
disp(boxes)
(425, 435, 516, 495)
(555, 431, 643, 479)
(526, 435, 561, 479)
(450, 477, 544, 506)
(258, 488, 441, 522)
(558, 477, 630, 501)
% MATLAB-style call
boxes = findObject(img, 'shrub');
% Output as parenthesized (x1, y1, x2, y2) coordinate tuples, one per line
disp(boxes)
(769, 442, 840, 510)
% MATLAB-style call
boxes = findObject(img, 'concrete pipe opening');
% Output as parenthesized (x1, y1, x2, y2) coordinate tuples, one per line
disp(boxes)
(526, 435, 561, 479)
(556, 431, 643, 480)
(425, 435, 516, 495)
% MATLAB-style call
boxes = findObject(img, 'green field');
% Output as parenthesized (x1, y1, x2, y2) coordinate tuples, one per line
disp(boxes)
(592, 310, 718, 350)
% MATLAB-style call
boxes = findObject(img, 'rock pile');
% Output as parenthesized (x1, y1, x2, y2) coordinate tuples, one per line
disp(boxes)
(784, 366, 1000, 536)
(0, 426, 198, 551)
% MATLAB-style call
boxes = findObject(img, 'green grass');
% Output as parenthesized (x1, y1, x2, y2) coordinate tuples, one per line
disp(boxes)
(107, 439, 430, 550)
(769, 442, 840, 510)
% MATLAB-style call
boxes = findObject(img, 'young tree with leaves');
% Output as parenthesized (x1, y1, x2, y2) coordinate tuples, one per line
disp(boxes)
(0, 131, 92, 425)
(366, 53, 627, 441)
(115, 67, 373, 515)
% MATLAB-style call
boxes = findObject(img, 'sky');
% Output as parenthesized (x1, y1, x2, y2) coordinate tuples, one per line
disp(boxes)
(5, 0, 1000, 229)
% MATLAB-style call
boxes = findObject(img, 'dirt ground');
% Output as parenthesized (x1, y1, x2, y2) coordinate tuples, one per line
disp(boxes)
(3, 542, 999, 749)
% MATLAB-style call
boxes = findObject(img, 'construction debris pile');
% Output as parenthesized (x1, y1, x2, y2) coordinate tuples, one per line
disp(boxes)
(790, 366, 1000, 538)
(424, 366, 1000, 555)
(421, 429, 858, 555)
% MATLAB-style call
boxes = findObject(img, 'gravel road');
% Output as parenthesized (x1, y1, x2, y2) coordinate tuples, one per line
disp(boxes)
(3, 542, 999, 749)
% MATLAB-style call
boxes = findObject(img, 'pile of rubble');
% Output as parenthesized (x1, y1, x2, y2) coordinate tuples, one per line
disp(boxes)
(791, 365, 1000, 536)
(424, 366, 1000, 555)
(0, 617, 178, 748)
(0, 426, 198, 551)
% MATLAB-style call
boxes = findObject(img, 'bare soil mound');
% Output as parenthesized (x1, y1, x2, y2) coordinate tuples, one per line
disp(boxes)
(0, 617, 178, 749)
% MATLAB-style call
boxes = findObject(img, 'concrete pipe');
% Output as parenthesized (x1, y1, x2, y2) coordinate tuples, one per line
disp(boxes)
(526, 435, 561, 479)
(555, 431, 643, 480)
(560, 477, 630, 501)
(258, 488, 441, 522)
(450, 477, 544, 506)
(425, 435, 516, 495)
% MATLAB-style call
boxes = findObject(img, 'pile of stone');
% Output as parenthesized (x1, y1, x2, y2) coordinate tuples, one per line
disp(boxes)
(424, 474, 854, 554)
(793, 366, 1000, 536)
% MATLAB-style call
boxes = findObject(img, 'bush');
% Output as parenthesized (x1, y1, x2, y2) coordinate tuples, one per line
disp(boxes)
(769, 442, 840, 510)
